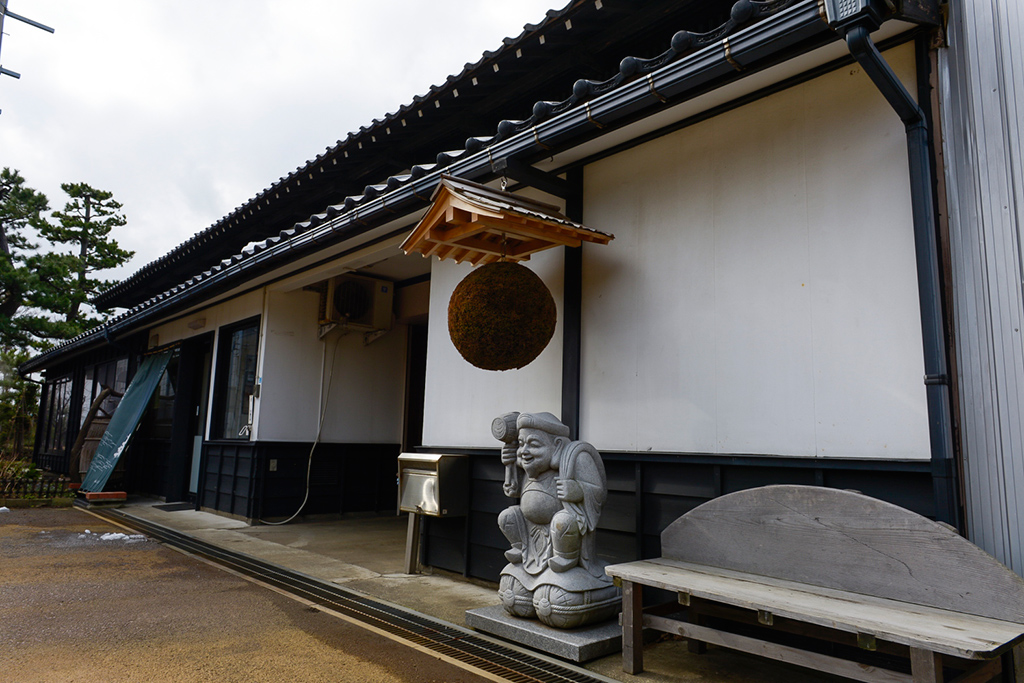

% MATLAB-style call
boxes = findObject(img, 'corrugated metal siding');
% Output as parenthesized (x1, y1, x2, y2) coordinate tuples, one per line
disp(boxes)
(939, 0, 1024, 574)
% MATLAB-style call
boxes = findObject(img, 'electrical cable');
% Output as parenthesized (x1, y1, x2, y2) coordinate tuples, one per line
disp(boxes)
(259, 330, 345, 525)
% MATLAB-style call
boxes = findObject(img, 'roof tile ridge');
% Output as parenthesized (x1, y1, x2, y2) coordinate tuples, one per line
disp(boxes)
(127, 0, 806, 314)
(95, 1, 581, 305)
(94, 0, 804, 318)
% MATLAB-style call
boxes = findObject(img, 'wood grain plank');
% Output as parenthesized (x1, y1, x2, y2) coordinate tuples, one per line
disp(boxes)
(605, 559, 1024, 658)
(643, 613, 914, 683)
(622, 580, 644, 674)
(909, 648, 943, 683)
(658, 486, 1024, 623)
(688, 597, 911, 657)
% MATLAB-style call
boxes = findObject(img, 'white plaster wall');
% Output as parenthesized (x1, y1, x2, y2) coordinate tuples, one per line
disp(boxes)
(149, 291, 265, 441)
(256, 288, 408, 443)
(253, 289, 321, 441)
(582, 43, 931, 459)
(421, 249, 564, 447)
(149, 290, 263, 347)
(315, 326, 408, 443)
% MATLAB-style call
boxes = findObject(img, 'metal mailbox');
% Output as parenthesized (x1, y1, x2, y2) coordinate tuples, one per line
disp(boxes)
(397, 453, 468, 517)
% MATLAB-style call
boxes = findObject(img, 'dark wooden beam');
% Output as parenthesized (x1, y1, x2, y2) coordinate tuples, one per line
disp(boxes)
(562, 167, 584, 440)
(492, 157, 572, 199)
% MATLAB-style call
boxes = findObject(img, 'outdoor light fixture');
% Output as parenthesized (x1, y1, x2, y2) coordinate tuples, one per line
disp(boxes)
(821, 0, 888, 32)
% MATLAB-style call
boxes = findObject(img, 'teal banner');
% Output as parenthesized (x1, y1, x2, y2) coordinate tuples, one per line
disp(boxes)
(80, 350, 173, 492)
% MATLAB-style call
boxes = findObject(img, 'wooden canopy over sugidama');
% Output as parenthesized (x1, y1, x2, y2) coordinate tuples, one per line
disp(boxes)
(401, 175, 613, 265)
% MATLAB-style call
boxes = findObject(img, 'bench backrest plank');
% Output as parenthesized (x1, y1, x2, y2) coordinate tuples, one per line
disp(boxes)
(660, 485, 1024, 623)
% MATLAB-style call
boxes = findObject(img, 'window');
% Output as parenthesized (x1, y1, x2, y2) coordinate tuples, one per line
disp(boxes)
(143, 350, 179, 441)
(79, 357, 130, 427)
(79, 367, 94, 427)
(40, 375, 72, 455)
(212, 317, 260, 440)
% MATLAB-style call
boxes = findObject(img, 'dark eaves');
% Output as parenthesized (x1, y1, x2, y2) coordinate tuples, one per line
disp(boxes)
(27, 0, 833, 375)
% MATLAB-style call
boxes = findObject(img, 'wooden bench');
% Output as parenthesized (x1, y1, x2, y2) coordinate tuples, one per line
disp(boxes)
(605, 485, 1024, 683)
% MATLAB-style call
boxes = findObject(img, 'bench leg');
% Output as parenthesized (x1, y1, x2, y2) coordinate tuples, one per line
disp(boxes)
(687, 599, 708, 654)
(910, 648, 943, 683)
(687, 630, 708, 654)
(622, 580, 644, 674)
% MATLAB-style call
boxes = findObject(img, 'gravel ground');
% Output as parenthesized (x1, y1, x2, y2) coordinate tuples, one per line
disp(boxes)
(0, 506, 487, 683)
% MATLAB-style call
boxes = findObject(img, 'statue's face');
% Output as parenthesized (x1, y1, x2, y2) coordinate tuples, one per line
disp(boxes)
(518, 428, 557, 478)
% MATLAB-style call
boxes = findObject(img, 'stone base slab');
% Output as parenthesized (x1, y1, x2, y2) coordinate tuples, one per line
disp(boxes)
(465, 604, 621, 662)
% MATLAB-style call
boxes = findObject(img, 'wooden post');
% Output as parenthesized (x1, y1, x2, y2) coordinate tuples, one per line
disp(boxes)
(909, 648, 943, 683)
(404, 512, 421, 575)
(622, 579, 644, 674)
(561, 167, 584, 440)
(687, 598, 708, 655)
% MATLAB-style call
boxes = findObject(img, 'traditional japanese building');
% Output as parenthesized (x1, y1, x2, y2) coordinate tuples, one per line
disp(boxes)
(22, 0, 1024, 579)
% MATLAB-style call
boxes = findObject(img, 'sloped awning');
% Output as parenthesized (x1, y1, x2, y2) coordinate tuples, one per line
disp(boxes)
(401, 175, 613, 265)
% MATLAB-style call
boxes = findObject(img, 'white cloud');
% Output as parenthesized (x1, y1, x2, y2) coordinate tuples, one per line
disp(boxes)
(1, 0, 559, 281)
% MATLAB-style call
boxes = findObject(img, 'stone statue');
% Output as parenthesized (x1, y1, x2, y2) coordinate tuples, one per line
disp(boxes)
(492, 411, 620, 628)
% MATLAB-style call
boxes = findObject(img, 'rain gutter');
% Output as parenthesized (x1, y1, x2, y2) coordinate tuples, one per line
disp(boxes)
(841, 23, 959, 527)
(22, 1, 830, 375)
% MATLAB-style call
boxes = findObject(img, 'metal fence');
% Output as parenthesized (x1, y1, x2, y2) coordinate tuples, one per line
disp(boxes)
(0, 477, 73, 499)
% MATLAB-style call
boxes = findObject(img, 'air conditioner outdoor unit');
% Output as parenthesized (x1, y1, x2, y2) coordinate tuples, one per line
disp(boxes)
(821, 0, 885, 30)
(319, 274, 394, 331)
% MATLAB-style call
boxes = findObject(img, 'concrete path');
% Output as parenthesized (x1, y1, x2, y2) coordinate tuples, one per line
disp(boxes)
(110, 500, 845, 683)
(0, 507, 488, 683)
(123, 505, 500, 627)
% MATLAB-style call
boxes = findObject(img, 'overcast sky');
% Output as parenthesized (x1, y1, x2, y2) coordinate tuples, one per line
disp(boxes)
(1, 1, 559, 282)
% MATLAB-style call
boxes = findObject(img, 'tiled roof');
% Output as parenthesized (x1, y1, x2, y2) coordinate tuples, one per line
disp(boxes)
(93, 0, 757, 309)
(24, 0, 850, 374)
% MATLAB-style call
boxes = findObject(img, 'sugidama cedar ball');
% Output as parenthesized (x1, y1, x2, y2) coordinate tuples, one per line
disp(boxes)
(447, 261, 557, 371)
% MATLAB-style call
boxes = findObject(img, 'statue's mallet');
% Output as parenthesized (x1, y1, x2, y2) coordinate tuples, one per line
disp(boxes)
(492, 412, 520, 497)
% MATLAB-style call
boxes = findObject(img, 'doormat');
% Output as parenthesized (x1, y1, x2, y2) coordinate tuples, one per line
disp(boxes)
(153, 502, 194, 512)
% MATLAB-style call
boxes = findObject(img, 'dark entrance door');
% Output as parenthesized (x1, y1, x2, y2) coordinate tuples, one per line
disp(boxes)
(403, 323, 428, 450)
(165, 334, 213, 504)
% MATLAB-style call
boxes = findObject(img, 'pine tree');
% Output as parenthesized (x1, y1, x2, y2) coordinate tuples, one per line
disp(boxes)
(42, 182, 134, 329)
(0, 348, 38, 459)
(0, 169, 61, 460)
(0, 175, 134, 460)
(0, 168, 73, 350)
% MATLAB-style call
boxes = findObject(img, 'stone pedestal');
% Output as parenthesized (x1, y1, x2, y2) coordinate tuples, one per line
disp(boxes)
(465, 604, 621, 663)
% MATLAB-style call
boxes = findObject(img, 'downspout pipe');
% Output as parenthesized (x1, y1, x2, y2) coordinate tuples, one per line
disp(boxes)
(102, 325, 131, 354)
(844, 25, 959, 527)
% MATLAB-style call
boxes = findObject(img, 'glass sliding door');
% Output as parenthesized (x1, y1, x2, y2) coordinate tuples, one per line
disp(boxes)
(212, 317, 260, 440)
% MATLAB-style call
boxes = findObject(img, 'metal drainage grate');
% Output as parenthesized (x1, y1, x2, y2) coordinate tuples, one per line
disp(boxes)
(83, 504, 617, 683)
